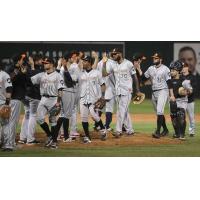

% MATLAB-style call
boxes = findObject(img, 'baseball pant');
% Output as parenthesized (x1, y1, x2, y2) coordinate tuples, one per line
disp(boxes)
(186, 102, 195, 135)
(20, 97, 40, 142)
(152, 89, 169, 115)
(61, 90, 75, 119)
(36, 97, 57, 126)
(0, 104, 13, 149)
(70, 90, 80, 134)
(9, 99, 22, 148)
(115, 93, 133, 133)
(80, 103, 100, 123)
(105, 97, 115, 113)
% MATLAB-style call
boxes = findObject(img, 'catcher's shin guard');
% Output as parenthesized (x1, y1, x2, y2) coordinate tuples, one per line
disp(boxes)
(177, 108, 186, 137)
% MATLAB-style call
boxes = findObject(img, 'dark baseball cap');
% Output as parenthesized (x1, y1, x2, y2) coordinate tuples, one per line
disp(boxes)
(63, 52, 71, 60)
(82, 55, 93, 63)
(152, 52, 163, 59)
(133, 53, 146, 61)
(111, 48, 123, 55)
(42, 57, 55, 64)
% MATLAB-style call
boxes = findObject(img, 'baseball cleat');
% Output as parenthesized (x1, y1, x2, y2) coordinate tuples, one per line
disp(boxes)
(45, 136, 53, 147)
(26, 140, 40, 145)
(152, 132, 160, 139)
(100, 129, 107, 141)
(50, 142, 58, 149)
(63, 137, 73, 143)
(2, 148, 13, 152)
(172, 134, 180, 139)
(189, 134, 195, 137)
(93, 125, 101, 131)
(112, 132, 121, 138)
(160, 129, 169, 137)
(83, 137, 91, 144)
(70, 132, 80, 138)
(18, 139, 27, 144)
(125, 131, 135, 136)
(179, 135, 186, 141)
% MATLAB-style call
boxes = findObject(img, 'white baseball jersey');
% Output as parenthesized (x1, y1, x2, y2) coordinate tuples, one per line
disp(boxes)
(106, 59, 136, 96)
(0, 70, 12, 104)
(144, 64, 171, 91)
(31, 71, 64, 96)
(97, 59, 116, 100)
(79, 69, 105, 104)
(68, 63, 80, 90)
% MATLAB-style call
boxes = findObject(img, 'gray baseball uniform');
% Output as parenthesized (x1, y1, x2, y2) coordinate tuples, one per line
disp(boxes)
(106, 59, 135, 134)
(31, 71, 64, 126)
(97, 59, 116, 113)
(0, 70, 13, 149)
(68, 63, 80, 136)
(79, 69, 105, 122)
(144, 64, 171, 115)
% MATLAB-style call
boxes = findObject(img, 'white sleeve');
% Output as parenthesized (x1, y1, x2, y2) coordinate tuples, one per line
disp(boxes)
(144, 68, 150, 78)
(127, 61, 136, 75)
(4, 73, 12, 88)
(31, 72, 43, 85)
(106, 61, 113, 74)
(57, 74, 65, 90)
(97, 71, 105, 86)
(164, 67, 171, 81)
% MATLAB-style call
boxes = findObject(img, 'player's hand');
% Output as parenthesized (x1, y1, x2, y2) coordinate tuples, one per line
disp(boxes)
(136, 91, 143, 96)
(134, 61, 141, 69)
(57, 58, 62, 69)
(91, 51, 98, 59)
(55, 102, 61, 108)
(170, 95, 176, 102)
(102, 52, 108, 63)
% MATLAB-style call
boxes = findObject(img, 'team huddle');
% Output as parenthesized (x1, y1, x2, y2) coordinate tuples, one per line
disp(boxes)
(0, 48, 196, 151)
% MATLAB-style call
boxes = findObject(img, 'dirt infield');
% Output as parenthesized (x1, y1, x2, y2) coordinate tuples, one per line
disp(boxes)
(17, 131, 182, 149)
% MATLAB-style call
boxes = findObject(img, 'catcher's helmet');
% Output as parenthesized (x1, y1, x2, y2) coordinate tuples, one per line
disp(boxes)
(169, 60, 183, 72)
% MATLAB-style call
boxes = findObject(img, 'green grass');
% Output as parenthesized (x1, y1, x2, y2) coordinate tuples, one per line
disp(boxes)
(1, 99, 200, 157)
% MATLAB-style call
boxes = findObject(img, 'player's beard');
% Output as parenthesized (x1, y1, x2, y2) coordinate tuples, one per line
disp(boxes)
(154, 61, 161, 66)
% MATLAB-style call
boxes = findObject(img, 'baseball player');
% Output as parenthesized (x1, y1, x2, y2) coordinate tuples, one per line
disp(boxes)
(138, 53, 172, 139)
(182, 64, 196, 136)
(19, 54, 44, 145)
(79, 55, 106, 143)
(29, 57, 64, 149)
(169, 61, 193, 140)
(102, 48, 141, 137)
(97, 53, 116, 131)
(5, 54, 27, 148)
(54, 53, 77, 143)
(0, 64, 13, 151)
(68, 51, 81, 138)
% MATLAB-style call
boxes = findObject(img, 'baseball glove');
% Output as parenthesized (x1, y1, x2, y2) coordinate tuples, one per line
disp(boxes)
(0, 105, 11, 119)
(178, 87, 188, 96)
(49, 104, 61, 116)
(132, 92, 145, 104)
(94, 98, 106, 110)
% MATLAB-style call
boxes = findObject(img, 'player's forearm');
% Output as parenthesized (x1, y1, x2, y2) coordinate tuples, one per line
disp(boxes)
(132, 74, 140, 93)
(101, 84, 106, 97)
(57, 90, 63, 103)
(92, 57, 99, 69)
(102, 62, 109, 77)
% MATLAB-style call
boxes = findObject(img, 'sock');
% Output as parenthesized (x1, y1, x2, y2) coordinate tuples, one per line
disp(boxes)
(63, 118, 69, 139)
(51, 125, 57, 142)
(54, 117, 64, 140)
(157, 115, 164, 134)
(40, 122, 51, 137)
(162, 115, 168, 131)
(82, 122, 90, 139)
(105, 112, 112, 129)
(94, 111, 102, 128)
(96, 119, 104, 130)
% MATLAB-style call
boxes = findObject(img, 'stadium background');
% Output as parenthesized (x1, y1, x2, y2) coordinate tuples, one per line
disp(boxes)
(0, 41, 199, 98)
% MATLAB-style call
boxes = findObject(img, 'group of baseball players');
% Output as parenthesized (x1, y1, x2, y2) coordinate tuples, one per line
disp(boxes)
(0, 48, 196, 151)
